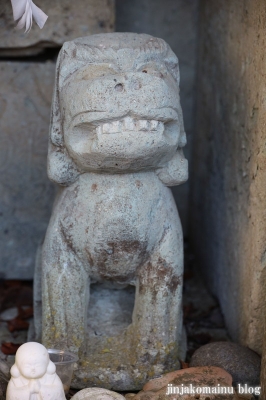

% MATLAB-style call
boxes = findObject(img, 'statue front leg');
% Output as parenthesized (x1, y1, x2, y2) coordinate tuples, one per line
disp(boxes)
(41, 230, 89, 356)
(132, 224, 184, 369)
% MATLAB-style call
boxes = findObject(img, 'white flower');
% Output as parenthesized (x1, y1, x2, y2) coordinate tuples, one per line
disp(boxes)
(10, 0, 48, 33)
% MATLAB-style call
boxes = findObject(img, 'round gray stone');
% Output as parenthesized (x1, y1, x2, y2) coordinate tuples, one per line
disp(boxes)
(190, 341, 261, 386)
(71, 388, 126, 400)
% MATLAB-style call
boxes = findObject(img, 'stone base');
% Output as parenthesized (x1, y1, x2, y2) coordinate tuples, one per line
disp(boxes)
(31, 283, 186, 391)
(73, 336, 183, 392)
(72, 284, 183, 391)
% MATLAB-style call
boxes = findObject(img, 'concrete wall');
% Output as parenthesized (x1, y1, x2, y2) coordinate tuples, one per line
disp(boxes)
(190, 0, 266, 354)
(116, 0, 199, 234)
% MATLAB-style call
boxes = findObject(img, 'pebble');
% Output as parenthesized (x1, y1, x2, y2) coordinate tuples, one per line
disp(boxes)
(71, 387, 126, 399)
(190, 342, 261, 386)
(0, 308, 18, 321)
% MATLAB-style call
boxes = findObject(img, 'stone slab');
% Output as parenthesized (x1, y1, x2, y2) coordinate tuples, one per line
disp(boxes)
(0, 0, 115, 55)
(0, 61, 56, 279)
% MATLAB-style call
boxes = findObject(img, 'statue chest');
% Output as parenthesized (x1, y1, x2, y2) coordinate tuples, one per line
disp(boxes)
(54, 172, 172, 277)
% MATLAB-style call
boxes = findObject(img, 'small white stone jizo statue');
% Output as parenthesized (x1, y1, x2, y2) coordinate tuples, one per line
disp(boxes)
(6, 342, 66, 400)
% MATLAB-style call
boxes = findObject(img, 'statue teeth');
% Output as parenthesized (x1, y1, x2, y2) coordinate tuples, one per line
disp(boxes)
(102, 123, 110, 133)
(150, 120, 159, 130)
(99, 118, 161, 133)
(110, 121, 121, 133)
(124, 117, 135, 130)
(96, 126, 102, 135)
(138, 120, 149, 131)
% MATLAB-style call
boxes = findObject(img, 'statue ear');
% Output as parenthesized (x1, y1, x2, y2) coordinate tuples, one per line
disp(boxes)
(156, 149, 188, 187)
(177, 103, 186, 148)
(47, 47, 81, 186)
(47, 360, 56, 375)
(166, 53, 186, 149)
(10, 364, 20, 378)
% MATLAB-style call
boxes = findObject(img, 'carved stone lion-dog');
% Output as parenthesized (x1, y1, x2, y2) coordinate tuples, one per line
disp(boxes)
(34, 33, 188, 391)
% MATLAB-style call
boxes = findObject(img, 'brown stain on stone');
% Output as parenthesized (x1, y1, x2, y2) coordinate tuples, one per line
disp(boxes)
(138, 258, 181, 296)
(60, 221, 76, 254)
(91, 183, 98, 192)
(96, 240, 147, 282)
(135, 180, 143, 188)
(85, 248, 94, 266)
(107, 240, 143, 254)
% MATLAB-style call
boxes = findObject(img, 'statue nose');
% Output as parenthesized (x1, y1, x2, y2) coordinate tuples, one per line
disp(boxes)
(114, 76, 142, 93)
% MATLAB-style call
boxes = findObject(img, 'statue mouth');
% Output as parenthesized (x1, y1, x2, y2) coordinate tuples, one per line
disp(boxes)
(95, 117, 163, 135)
(70, 107, 178, 138)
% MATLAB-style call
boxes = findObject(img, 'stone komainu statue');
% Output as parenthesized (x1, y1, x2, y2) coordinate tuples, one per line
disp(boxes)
(34, 33, 188, 391)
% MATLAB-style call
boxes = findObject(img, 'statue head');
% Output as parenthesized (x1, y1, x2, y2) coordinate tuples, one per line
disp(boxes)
(48, 33, 187, 185)
(11, 342, 56, 380)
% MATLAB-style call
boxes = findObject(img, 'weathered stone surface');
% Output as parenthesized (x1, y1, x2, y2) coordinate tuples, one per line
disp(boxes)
(38, 33, 187, 391)
(129, 366, 237, 399)
(190, 342, 261, 387)
(0, 62, 56, 279)
(71, 388, 126, 399)
(190, 0, 266, 354)
(0, 0, 115, 55)
(116, 0, 199, 234)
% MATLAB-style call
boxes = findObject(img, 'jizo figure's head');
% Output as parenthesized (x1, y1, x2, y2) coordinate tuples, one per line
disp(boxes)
(48, 33, 187, 185)
(11, 342, 55, 380)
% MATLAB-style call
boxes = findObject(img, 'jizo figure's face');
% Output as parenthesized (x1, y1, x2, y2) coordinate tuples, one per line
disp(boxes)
(61, 54, 181, 172)
(19, 354, 48, 379)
